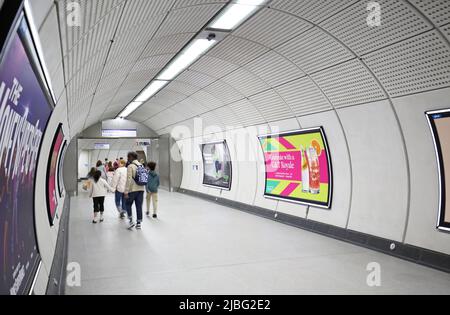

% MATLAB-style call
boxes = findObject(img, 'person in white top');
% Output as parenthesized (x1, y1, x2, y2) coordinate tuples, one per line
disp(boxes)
(89, 170, 114, 224)
(111, 160, 128, 219)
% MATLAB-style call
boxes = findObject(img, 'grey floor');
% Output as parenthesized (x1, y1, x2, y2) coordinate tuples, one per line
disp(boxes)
(66, 188, 450, 295)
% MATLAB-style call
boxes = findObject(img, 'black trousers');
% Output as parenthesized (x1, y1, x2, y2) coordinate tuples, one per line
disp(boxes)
(93, 197, 105, 213)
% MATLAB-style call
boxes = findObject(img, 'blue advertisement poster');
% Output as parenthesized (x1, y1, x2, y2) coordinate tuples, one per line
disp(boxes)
(0, 17, 53, 294)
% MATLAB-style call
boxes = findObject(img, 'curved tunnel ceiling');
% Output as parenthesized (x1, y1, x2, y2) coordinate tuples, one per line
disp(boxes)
(55, 0, 450, 137)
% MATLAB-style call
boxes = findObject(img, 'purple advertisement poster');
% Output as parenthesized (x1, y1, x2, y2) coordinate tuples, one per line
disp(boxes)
(0, 17, 53, 294)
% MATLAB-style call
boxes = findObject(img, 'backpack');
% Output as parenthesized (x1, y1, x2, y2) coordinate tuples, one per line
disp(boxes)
(133, 163, 149, 186)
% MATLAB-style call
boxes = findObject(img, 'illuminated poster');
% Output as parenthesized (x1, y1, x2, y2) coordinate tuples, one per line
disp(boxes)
(0, 16, 53, 294)
(259, 128, 333, 209)
(202, 141, 232, 190)
(47, 125, 64, 225)
(427, 109, 450, 232)
(57, 140, 67, 198)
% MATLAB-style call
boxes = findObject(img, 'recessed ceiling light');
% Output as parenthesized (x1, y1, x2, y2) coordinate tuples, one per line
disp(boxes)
(157, 38, 218, 81)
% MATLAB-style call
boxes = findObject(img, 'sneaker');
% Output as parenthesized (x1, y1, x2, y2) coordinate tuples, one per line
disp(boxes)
(92, 219, 98, 224)
(127, 221, 136, 230)
(100, 213, 104, 223)
(146, 211, 150, 216)
(120, 212, 126, 219)
(136, 223, 142, 230)
(153, 214, 157, 219)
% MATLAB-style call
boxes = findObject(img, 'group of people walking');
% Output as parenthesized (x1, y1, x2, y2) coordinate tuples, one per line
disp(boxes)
(86, 152, 160, 230)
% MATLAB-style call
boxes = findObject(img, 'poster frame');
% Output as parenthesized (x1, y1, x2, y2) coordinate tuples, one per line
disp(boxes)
(258, 127, 333, 209)
(426, 109, 450, 232)
(46, 123, 64, 226)
(57, 140, 68, 198)
(201, 140, 233, 191)
(0, 0, 56, 294)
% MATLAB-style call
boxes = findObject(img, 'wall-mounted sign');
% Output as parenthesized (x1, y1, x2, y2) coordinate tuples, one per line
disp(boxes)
(259, 128, 333, 209)
(427, 109, 450, 232)
(94, 143, 110, 150)
(201, 141, 232, 190)
(136, 139, 151, 146)
(101, 129, 137, 138)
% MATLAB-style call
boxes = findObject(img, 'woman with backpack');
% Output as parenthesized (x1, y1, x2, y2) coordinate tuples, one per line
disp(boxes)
(124, 152, 148, 230)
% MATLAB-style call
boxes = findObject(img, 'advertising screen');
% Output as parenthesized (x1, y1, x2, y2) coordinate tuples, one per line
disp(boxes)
(259, 128, 332, 209)
(57, 140, 67, 198)
(0, 15, 53, 294)
(427, 109, 450, 232)
(47, 125, 64, 225)
(201, 141, 232, 190)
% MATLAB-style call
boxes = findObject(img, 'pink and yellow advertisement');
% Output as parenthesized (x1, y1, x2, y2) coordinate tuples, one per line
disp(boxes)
(259, 128, 333, 209)
(47, 124, 64, 225)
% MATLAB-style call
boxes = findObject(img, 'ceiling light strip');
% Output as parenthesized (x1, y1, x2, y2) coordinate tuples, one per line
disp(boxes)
(116, 0, 268, 119)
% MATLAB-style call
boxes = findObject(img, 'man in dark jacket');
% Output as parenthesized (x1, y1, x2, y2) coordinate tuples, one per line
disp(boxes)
(146, 162, 160, 218)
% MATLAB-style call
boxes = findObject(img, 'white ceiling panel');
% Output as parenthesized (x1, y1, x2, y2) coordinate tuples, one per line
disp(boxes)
(221, 68, 270, 97)
(275, 77, 332, 116)
(245, 51, 306, 88)
(208, 36, 269, 67)
(275, 27, 354, 74)
(228, 99, 266, 127)
(321, 0, 433, 56)
(154, 3, 225, 38)
(365, 30, 450, 97)
(270, 0, 359, 24)
(409, 0, 450, 27)
(249, 90, 293, 122)
(312, 59, 387, 107)
(190, 56, 239, 79)
(234, 8, 312, 48)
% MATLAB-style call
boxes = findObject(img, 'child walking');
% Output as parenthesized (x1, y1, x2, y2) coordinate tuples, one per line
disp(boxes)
(89, 170, 114, 224)
(146, 162, 160, 218)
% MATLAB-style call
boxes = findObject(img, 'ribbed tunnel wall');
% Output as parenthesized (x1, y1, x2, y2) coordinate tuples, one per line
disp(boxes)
(14, 0, 450, 293)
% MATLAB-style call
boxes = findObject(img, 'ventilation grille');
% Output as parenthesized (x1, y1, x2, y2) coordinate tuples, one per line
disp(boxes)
(409, 0, 450, 26)
(312, 59, 386, 107)
(275, 77, 332, 116)
(276, 27, 354, 74)
(321, 0, 432, 56)
(365, 30, 450, 97)
(234, 8, 312, 49)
